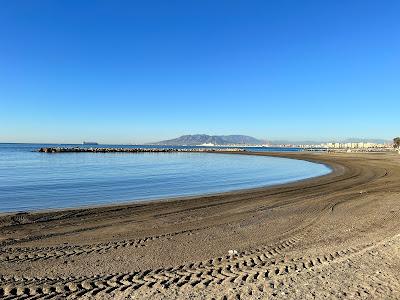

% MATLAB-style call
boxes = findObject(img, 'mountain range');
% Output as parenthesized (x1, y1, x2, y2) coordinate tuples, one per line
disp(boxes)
(151, 134, 265, 146)
(150, 134, 390, 146)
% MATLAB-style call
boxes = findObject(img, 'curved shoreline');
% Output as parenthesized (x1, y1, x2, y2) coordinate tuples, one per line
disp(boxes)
(1, 151, 400, 299)
(0, 151, 336, 217)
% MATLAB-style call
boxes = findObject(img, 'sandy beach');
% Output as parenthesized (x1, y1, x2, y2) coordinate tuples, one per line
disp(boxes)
(1, 151, 400, 299)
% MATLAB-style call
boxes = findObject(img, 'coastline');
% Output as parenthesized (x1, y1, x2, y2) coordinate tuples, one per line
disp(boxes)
(0, 151, 334, 217)
(1, 151, 400, 299)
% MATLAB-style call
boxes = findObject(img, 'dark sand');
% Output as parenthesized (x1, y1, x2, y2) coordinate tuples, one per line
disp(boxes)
(1, 151, 400, 299)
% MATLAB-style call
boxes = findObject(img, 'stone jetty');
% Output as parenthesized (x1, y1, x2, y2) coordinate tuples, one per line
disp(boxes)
(37, 147, 246, 153)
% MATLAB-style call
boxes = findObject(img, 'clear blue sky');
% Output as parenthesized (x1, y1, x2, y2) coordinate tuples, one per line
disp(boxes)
(1, 0, 399, 144)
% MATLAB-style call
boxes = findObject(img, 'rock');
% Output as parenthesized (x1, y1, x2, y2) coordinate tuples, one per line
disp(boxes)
(228, 249, 238, 255)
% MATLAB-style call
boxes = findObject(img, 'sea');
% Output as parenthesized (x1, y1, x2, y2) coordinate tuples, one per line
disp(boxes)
(0, 143, 331, 213)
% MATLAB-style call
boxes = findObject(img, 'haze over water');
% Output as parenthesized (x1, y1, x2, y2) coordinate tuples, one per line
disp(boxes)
(0, 144, 331, 212)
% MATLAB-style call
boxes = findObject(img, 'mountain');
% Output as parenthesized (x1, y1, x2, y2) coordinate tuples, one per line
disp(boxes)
(151, 134, 265, 146)
(150, 135, 390, 146)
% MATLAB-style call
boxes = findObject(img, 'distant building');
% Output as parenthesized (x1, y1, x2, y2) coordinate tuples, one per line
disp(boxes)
(297, 141, 389, 150)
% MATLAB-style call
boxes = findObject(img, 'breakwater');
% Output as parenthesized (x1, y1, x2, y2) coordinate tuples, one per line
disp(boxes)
(37, 147, 247, 153)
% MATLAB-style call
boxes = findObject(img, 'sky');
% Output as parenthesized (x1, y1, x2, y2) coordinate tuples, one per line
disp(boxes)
(0, 0, 399, 144)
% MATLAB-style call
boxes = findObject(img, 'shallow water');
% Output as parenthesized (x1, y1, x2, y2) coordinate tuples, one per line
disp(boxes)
(0, 144, 331, 212)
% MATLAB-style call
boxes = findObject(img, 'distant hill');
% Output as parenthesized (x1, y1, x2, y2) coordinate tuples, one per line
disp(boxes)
(152, 134, 265, 146)
(150, 135, 390, 146)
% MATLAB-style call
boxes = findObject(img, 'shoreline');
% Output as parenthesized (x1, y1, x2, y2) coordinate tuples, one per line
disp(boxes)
(0, 151, 336, 217)
(1, 151, 400, 299)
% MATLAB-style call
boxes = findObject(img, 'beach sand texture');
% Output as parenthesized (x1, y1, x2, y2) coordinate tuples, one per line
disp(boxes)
(1, 152, 400, 299)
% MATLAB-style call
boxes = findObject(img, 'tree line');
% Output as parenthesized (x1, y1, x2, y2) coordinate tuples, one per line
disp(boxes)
(394, 137, 400, 148)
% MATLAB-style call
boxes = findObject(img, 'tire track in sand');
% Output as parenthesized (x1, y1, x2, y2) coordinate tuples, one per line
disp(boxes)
(0, 229, 199, 264)
(0, 235, 332, 299)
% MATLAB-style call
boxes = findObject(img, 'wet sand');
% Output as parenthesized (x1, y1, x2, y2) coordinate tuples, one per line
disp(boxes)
(1, 151, 400, 299)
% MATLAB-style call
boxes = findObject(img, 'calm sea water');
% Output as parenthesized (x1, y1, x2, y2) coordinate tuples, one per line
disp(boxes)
(0, 144, 331, 212)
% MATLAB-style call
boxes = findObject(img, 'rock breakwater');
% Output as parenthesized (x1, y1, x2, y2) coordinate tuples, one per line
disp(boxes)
(36, 147, 246, 153)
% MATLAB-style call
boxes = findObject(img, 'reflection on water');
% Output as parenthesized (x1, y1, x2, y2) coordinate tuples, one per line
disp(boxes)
(0, 144, 331, 212)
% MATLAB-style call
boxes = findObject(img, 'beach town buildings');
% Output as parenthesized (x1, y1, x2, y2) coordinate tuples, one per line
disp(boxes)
(296, 142, 390, 150)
